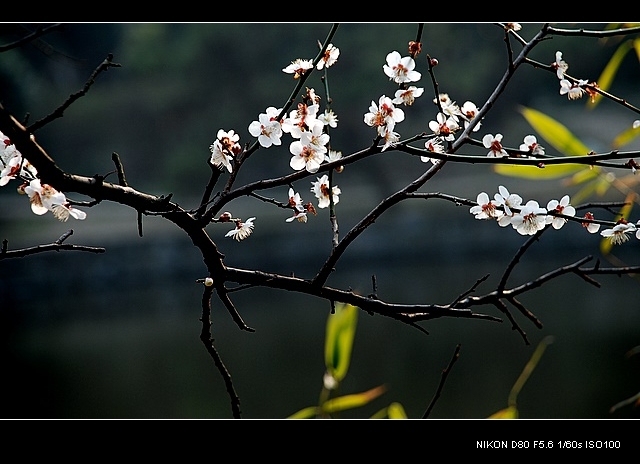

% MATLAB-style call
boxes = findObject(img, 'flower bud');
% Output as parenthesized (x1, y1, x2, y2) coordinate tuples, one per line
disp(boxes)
(204, 277, 214, 287)
(430, 58, 439, 67)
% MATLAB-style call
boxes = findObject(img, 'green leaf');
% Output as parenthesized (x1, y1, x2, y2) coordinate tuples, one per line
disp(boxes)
(287, 406, 320, 419)
(612, 123, 640, 149)
(589, 39, 633, 109)
(324, 303, 358, 382)
(386, 402, 408, 419)
(519, 107, 592, 156)
(370, 401, 408, 419)
(322, 385, 386, 414)
(488, 406, 519, 419)
(495, 107, 592, 180)
(494, 163, 586, 180)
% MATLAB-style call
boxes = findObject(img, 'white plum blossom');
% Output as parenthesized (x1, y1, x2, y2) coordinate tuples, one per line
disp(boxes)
(422, 137, 445, 164)
(600, 221, 637, 245)
(209, 139, 233, 173)
(325, 149, 342, 164)
(560, 79, 587, 100)
(552, 51, 569, 79)
(317, 43, 340, 70)
(311, 174, 340, 209)
(364, 95, 405, 136)
(438, 96, 462, 122)
(23, 178, 86, 221)
(428, 112, 459, 142)
(289, 135, 326, 173)
(381, 128, 401, 152)
(318, 109, 338, 128)
(545, 195, 576, 229)
(248, 107, 283, 148)
(51, 203, 87, 222)
(519, 135, 545, 156)
(483, 134, 508, 157)
(282, 103, 320, 138)
(459, 101, 481, 131)
(511, 200, 547, 235)
(392, 86, 424, 106)
(302, 122, 330, 154)
(286, 187, 307, 223)
(383, 51, 421, 84)
(283, 58, 314, 79)
(494, 185, 523, 226)
(581, 212, 601, 234)
(209, 129, 241, 173)
(225, 217, 255, 241)
(470, 192, 503, 220)
(0, 152, 24, 186)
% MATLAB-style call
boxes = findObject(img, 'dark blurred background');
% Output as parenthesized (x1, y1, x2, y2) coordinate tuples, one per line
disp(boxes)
(1, 23, 639, 419)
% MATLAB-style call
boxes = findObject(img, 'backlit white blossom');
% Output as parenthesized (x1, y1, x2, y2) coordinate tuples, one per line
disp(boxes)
(519, 135, 545, 156)
(428, 112, 459, 141)
(494, 185, 522, 226)
(483, 134, 508, 157)
(600, 221, 637, 245)
(560, 79, 587, 100)
(552, 51, 569, 79)
(383, 51, 421, 84)
(422, 137, 445, 164)
(225, 217, 255, 241)
(511, 200, 547, 235)
(392, 86, 424, 106)
(545, 195, 576, 229)
(317, 43, 340, 70)
(311, 174, 340, 209)
(470, 192, 503, 220)
(364, 95, 405, 136)
(248, 107, 283, 148)
(460, 101, 481, 132)
(283, 59, 314, 79)
(318, 109, 338, 128)
(581, 212, 601, 234)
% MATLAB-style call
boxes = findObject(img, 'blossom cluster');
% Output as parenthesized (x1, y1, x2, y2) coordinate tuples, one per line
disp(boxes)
(207, 44, 344, 241)
(470, 185, 640, 244)
(1, 130, 86, 221)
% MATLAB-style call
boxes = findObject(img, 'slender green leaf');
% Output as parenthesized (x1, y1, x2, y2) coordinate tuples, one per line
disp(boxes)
(324, 303, 358, 382)
(386, 402, 408, 419)
(494, 163, 586, 180)
(519, 106, 592, 156)
(287, 406, 320, 419)
(370, 401, 408, 419)
(488, 406, 518, 419)
(495, 107, 592, 180)
(322, 385, 386, 414)
(612, 123, 640, 149)
(589, 39, 633, 109)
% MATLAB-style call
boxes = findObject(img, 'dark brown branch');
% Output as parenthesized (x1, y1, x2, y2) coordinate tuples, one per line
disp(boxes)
(111, 152, 128, 187)
(0, 232, 105, 260)
(495, 299, 529, 344)
(27, 54, 121, 132)
(200, 284, 242, 419)
(422, 344, 461, 419)
(215, 285, 255, 332)
(224, 266, 500, 325)
(0, 23, 63, 53)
